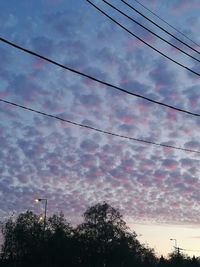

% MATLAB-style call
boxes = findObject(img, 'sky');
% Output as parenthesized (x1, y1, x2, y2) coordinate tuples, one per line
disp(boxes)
(1, 0, 200, 258)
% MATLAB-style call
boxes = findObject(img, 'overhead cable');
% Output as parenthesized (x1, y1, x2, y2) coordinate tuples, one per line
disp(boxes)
(182, 248, 200, 252)
(132, 0, 200, 49)
(86, 0, 200, 78)
(102, 0, 200, 63)
(0, 38, 200, 117)
(1, 37, 200, 117)
(1, 98, 200, 154)
(121, 0, 200, 55)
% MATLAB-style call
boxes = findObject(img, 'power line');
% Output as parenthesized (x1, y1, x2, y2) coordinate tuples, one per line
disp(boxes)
(86, 0, 200, 78)
(1, 98, 200, 154)
(121, 0, 200, 55)
(132, 0, 200, 49)
(102, 0, 200, 63)
(182, 248, 200, 253)
(86, 0, 200, 76)
(1, 38, 200, 118)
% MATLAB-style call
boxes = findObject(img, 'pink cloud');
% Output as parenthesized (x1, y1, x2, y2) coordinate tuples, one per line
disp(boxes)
(172, 1, 200, 15)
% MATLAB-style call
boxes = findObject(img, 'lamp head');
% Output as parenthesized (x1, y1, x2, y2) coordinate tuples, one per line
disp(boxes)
(39, 216, 44, 221)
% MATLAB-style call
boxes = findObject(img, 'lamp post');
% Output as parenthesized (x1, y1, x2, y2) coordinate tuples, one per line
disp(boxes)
(170, 238, 177, 253)
(35, 198, 48, 231)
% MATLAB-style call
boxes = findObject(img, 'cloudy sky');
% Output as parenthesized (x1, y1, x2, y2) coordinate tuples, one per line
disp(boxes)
(1, 0, 200, 257)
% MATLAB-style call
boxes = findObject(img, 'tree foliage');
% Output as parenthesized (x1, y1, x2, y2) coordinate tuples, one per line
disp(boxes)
(1, 211, 44, 264)
(0, 202, 199, 267)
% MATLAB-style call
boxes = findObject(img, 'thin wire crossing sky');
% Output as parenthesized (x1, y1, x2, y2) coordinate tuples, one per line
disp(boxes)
(1, 0, 200, 257)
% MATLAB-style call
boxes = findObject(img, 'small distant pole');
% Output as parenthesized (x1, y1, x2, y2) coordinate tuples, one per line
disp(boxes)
(170, 238, 177, 252)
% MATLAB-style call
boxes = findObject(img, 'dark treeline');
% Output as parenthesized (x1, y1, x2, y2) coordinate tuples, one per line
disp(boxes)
(0, 202, 199, 267)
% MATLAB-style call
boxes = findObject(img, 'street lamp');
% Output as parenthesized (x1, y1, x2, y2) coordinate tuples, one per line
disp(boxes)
(35, 198, 48, 231)
(170, 238, 177, 251)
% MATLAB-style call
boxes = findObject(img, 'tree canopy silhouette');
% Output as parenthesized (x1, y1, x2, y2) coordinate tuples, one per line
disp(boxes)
(0, 202, 200, 267)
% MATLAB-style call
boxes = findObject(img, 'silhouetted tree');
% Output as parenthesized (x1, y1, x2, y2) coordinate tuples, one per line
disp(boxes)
(76, 202, 128, 266)
(3, 203, 199, 267)
(157, 255, 167, 267)
(168, 250, 188, 267)
(1, 217, 16, 262)
(189, 256, 200, 267)
(76, 202, 157, 267)
(140, 245, 157, 267)
(46, 212, 74, 266)
(1, 211, 44, 266)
